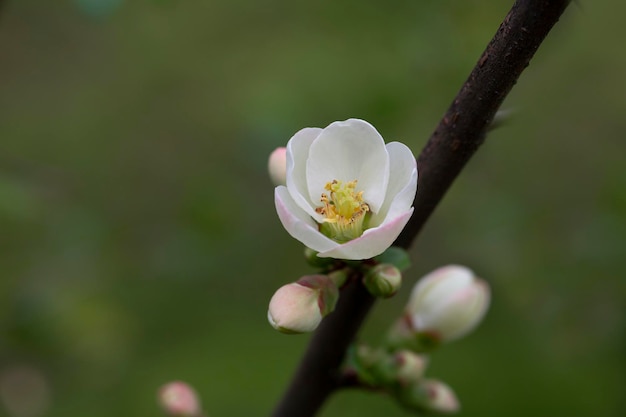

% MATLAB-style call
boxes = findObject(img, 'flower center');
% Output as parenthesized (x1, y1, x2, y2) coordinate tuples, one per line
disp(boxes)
(315, 180, 370, 243)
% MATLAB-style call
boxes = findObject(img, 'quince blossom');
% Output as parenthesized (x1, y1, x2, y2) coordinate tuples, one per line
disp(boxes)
(274, 119, 417, 260)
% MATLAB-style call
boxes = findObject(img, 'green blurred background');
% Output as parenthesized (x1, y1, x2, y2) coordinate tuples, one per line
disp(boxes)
(0, 0, 624, 416)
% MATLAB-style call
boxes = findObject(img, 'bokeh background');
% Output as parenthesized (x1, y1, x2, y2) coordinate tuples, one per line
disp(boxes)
(1, 1, 624, 416)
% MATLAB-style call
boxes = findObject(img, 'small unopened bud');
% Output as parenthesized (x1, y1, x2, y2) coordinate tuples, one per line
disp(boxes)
(363, 263, 402, 298)
(304, 247, 336, 269)
(350, 346, 427, 387)
(406, 265, 490, 343)
(268, 147, 287, 186)
(349, 344, 387, 386)
(268, 275, 339, 334)
(353, 344, 383, 369)
(393, 350, 428, 385)
(397, 379, 460, 414)
(158, 381, 202, 417)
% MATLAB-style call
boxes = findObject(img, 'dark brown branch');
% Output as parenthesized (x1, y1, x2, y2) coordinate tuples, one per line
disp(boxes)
(271, 1, 571, 416)
(395, 0, 571, 247)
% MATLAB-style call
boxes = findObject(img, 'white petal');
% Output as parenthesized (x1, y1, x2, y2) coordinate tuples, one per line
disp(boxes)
(409, 266, 474, 311)
(370, 141, 418, 227)
(318, 208, 413, 260)
(407, 266, 491, 341)
(306, 119, 390, 213)
(275, 186, 339, 253)
(413, 281, 489, 341)
(286, 127, 324, 221)
(407, 266, 474, 314)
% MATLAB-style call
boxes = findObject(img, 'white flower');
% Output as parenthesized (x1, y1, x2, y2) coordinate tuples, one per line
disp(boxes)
(274, 119, 417, 260)
(407, 265, 490, 342)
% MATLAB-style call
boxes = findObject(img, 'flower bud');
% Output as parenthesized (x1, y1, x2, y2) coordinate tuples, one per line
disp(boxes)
(348, 344, 387, 386)
(268, 275, 339, 334)
(397, 379, 460, 414)
(363, 263, 402, 298)
(407, 265, 490, 343)
(303, 247, 336, 269)
(158, 381, 202, 417)
(350, 345, 427, 388)
(393, 350, 428, 385)
(371, 349, 428, 387)
(268, 147, 287, 186)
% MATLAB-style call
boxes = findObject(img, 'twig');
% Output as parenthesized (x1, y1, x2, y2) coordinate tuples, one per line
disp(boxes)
(271, 1, 571, 416)
(395, 0, 571, 247)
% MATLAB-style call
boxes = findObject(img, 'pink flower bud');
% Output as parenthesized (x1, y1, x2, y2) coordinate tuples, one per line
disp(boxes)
(363, 263, 402, 298)
(396, 378, 460, 414)
(407, 265, 490, 342)
(158, 381, 202, 417)
(268, 147, 287, 186)
(268, 275, 339, 334)
(417, 379, 460, 414)
(268, 282, 322, 334)
(393, 350, 428, 385)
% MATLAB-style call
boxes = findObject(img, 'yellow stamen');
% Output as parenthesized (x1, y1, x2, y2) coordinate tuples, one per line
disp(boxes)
(315, 180, 370, 243)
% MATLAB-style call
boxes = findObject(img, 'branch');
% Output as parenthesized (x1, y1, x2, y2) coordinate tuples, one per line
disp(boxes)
(395, 0, 571, 246)
(271, 1, 571, 416)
